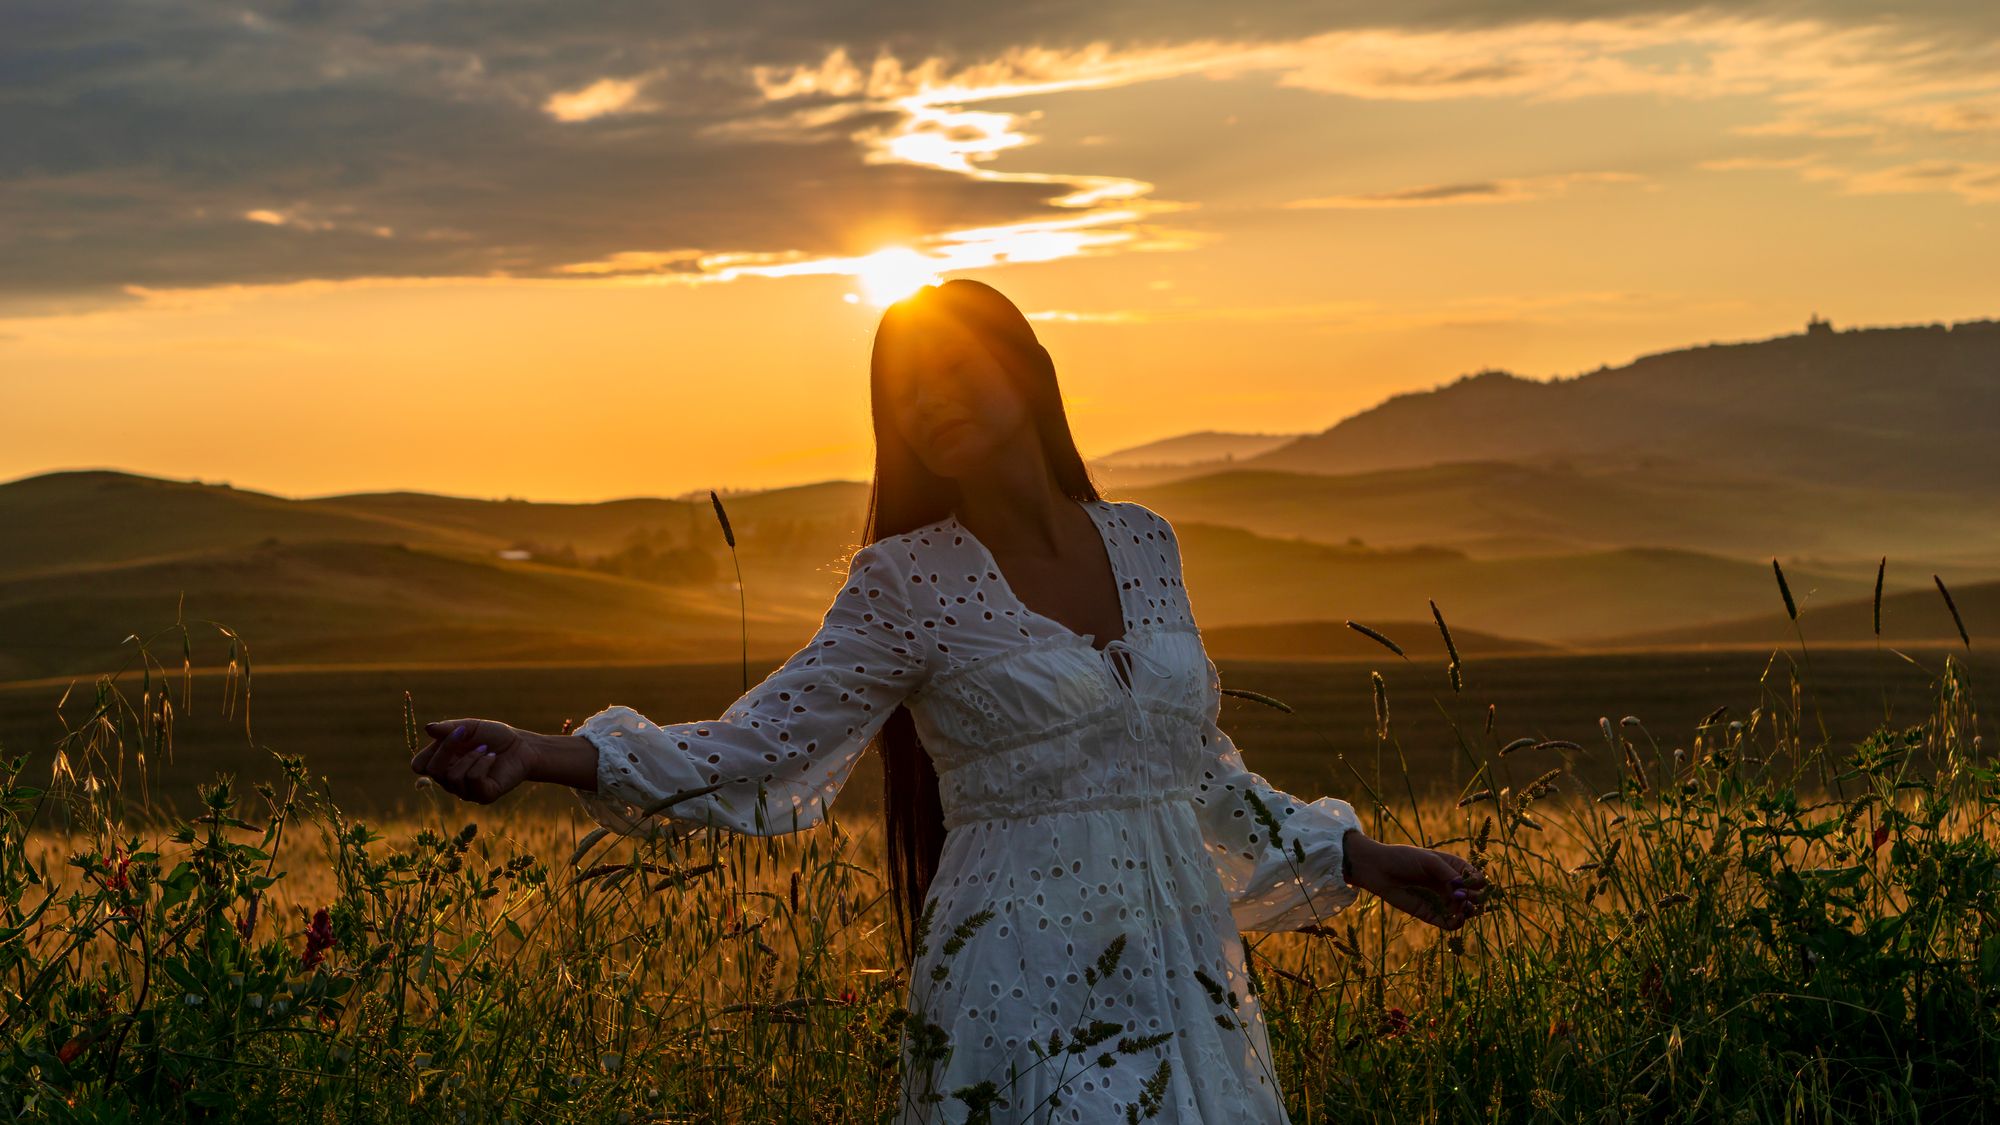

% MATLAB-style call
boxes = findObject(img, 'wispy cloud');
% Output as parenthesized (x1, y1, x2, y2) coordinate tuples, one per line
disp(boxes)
(1284, 171, 1647, 209)
(1703, 151, 2000, 204)
(544, 77, 649, 122)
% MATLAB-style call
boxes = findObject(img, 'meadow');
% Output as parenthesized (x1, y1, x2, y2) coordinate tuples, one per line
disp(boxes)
(4, 617, 1995, 1122)
(3, 646, 1988, 821)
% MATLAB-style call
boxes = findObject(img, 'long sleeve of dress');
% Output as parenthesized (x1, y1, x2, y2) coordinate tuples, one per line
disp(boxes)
(1188, 687, 1364, 932)
(571, 540, 933, 838)
(1149, 510, 1364, 932)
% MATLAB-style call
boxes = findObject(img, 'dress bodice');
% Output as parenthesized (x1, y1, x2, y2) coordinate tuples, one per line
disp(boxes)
(910, 624, 1216, 827)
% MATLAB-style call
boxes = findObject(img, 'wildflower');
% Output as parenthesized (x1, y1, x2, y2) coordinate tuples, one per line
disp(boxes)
(839, 986, 858, 1005)
(1380, 1007, 1411, 1037)
(183, 993, 203, 1007)
(1872, 822, 1891, 852)
(93, 847, 140, 921)
(600, 1052, 623, 1073)
(57, 1037, 87, 1065)
(302, 907, 336, 969)
(108, 849, 132, 891)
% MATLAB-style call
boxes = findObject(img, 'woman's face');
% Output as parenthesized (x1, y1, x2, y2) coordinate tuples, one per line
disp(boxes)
(881, 315, 1034, 481)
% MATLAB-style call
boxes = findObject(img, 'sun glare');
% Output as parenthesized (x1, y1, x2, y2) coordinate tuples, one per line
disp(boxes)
(854, 247, 943, 305)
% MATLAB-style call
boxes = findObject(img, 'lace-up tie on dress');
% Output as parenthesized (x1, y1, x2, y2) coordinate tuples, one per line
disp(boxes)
(1098, 635, 1172, 742)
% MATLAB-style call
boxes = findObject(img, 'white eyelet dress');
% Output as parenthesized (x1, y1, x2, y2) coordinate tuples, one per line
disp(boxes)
(573, 499, 1364, 1123)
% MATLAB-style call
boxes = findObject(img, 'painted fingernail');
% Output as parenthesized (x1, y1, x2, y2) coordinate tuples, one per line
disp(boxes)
(475, 743, 490, 755)
(452, 724, 470, 741)
(1451, 889, 1468, 900)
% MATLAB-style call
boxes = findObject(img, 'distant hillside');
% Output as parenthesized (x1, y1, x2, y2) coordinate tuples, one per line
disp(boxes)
(307, 479, 868, 561)
(1586, 575, 1996, 650)
(1170, 521, 1878, 645)
(1128, 463, 2000, 567)
(1200, 618, 1556, 661)
(0, 539, 796, 681)
(1097, 431, 1302, 468)
(1245, 318, 2000, 494)
(0, 471, 469, 577)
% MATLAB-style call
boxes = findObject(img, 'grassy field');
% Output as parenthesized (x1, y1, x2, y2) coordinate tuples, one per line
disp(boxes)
(3, 645, 1988, 821)
(5, 633, 1994, 1121)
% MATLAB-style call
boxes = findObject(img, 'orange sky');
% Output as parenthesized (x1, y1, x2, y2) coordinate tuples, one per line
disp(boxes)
(3, 8, 1996, 501)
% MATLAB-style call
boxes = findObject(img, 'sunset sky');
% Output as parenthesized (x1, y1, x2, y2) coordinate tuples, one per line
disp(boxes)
(3, 1, 1997, 502)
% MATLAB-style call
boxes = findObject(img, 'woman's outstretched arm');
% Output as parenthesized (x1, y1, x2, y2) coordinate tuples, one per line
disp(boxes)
(409, 538, 936, 837)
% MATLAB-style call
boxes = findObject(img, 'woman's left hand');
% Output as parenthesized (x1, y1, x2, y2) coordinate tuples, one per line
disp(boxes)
(410, 718, 537, 805)
(1343, 832, 1490, 930)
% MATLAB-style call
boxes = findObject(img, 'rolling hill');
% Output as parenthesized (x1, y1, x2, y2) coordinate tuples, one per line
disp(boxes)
(1096, 430, 1302, 468)
(0, 539, 801, 682)
(4, 463, 1984, 681)
(1243, 318, 2000, 495)
(1127, 462, 2000, 567)
(1587, 574, 1995, 650)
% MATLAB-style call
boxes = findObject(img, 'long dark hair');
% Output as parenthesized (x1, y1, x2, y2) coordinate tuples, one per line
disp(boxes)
(861, 278, 1100, 964)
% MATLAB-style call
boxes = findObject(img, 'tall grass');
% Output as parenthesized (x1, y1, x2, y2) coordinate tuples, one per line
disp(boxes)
(4, 613, 1994, 1121)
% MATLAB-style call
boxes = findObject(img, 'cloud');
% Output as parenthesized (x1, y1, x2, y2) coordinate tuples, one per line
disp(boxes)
(1284, 171, 1647, 208)
(1702, 151, 2000, 203)
(1695, 154, 1825, 171)
(1802, 158, 2000, 203)
(1879, 96, 2000, 133)
(2, 0, 1996, 314)
(543, 77, 648, 122)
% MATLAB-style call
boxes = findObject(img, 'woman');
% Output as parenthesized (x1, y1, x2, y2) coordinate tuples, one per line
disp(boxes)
(410, 278, 1489, 1122)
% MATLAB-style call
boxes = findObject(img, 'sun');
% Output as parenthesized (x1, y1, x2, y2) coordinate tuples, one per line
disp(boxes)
(853, 246, 942, 306)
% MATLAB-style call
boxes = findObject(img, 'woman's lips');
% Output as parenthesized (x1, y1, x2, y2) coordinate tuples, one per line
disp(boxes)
(930, 418, 971, 445)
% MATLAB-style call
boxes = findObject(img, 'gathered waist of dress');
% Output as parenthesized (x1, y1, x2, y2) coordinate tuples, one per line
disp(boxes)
(941, 784, 1198, 830)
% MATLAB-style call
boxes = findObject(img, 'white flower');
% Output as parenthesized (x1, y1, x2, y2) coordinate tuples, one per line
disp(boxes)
(247, 993, 264, 1009)
(183, 993, 203, 1007)
(599, 1052, 623, 1073)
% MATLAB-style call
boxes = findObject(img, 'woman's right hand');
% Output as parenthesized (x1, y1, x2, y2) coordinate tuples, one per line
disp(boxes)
(410, 718, 537, 805)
